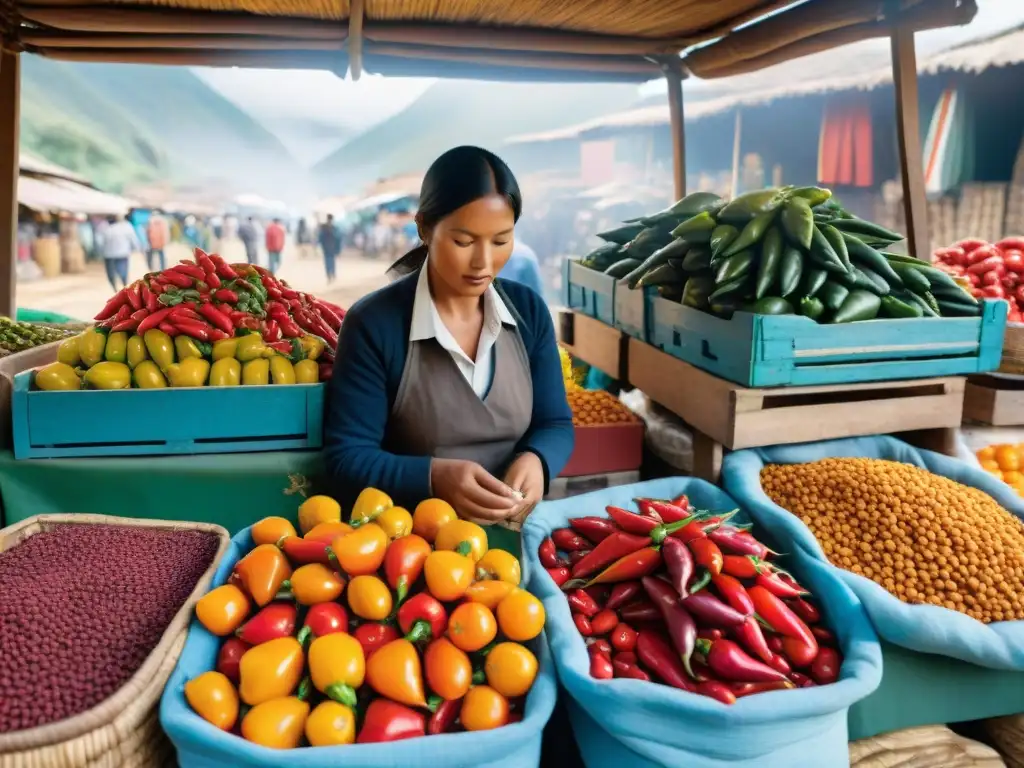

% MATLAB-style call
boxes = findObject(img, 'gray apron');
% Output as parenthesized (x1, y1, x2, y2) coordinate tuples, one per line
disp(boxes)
(389, 320, 533, 480)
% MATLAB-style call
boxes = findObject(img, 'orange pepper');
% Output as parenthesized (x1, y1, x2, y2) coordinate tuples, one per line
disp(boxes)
(383, 534, 431, 604)
(995, 444, 1021, 472)
(365, 638, 427, 707)
(435, 519, 488, 562)
(305, 700, 356, 746)
(412, 498, 457, 543)
(375, 506, 413, 540)
(484, 642, 538, 698)
(496, 589, 545, 642)
(329, 525, 389, 576)
(424, 638, 472, 701)
(447, 602, 497, 653)
(233, 544, 292, 607)
(287, 563, 345, 605)
(464, 580, 516, 611)
(423, 549, 474, 602)
(251, 516, 297, 547)
(305, 521, 353, 544)
(241, 696, 310, 749)
(308, 632, 365, 707)
(195, 584, 250, 636)
(351, 487, 393, 524)
(238, 637, 305, 706)
(460, 685, 509, 731)
(347, 575, 393, 621)
(184, 671, 239, 731)
(476, 549, 522, 586)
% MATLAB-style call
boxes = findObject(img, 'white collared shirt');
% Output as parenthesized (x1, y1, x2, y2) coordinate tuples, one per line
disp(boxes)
(409, 266, 517, 398)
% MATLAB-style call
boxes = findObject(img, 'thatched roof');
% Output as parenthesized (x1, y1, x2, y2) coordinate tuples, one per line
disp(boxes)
(8, 0, 977, 82)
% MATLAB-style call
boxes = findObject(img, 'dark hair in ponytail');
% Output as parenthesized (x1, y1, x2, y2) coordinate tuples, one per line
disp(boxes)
(387, 146, 522, 280)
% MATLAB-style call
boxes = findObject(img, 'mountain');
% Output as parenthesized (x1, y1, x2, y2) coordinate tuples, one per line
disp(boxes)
(312, 78, 641, 195)
(21, 55, 310, 202)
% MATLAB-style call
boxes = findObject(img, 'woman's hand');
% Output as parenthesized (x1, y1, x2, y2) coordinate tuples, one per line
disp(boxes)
(430, 459, 517, 524)
(504, 453, 545, 524)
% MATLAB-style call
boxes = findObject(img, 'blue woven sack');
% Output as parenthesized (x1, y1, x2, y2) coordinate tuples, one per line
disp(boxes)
(160, 527, 557, 768)
(522, 477, 881, 768)
(722, 436, 1024, 671)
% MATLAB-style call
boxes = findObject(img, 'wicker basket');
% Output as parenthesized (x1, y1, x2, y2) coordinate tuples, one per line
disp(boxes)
(0, 514, 231, 768)
(984, 716, 1024, 768)
(849, 725, 1005, 767)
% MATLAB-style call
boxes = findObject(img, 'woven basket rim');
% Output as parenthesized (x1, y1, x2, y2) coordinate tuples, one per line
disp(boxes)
(0, 513, 230, 753)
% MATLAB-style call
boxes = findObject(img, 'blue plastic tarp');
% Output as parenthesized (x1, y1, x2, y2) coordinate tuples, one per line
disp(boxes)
(522, 477, 882, 768)
(160, 527, 557, 768)
(723, 436, 1024, 671)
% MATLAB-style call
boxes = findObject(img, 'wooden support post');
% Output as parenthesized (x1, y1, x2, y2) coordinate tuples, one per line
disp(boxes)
(730, 108, 743, 198)
(664, 58, 686, 200)
(0, 50, 19, 320)
(891, 27, 928, 260)
(348, 0, 364, 81)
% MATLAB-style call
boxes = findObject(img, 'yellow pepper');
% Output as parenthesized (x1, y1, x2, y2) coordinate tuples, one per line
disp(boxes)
(288, 563, 345, 605)
(242, 358, 270, 385)
(195, 584, 250, 636)
(174, 335, 204, 360)
(299, 335, 324, 361)
(239, 637, 305, 706)
(132, 360, 167, 388)
(233, 543, 292, 606)
(78, 327, 107, 368)
(212, 338, 238, 361)
(184, 671, 239, 731)
(104, 331, 128, 363)
(126, 335, 148, 369)
(241, 696, 310, 749)
(34, 362, 80, 391)
(57, 335, 81, 367)
(305, 701, 355, 747)
(294, 359, 318, 384)
(476, 549, 522, 586)
(351, 487, 393, 525)
(143, 328, 175, 370)
(165, 357, 210, 387)
(236, 334, 267, 362)
(308, 633, 364, 707)
(269, 356, 296, 385)
(83, 361, 131, 390)
(209, 358, 241, 386)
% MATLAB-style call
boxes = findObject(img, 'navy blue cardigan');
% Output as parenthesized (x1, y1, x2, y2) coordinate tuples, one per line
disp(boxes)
(324, 271, 574, 510)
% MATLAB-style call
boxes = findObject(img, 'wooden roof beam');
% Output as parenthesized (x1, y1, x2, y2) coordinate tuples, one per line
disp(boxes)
(20, 31, 343, 49)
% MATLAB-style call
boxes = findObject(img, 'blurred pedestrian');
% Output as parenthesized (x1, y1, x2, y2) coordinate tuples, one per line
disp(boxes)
(499, 238, 545, 297)
(238, 216, 259, 265)
(147, 212, 169, 271)
(266, 217, 286, 275)
(101, 214, 141, 292)
(318, 214, 342, 282)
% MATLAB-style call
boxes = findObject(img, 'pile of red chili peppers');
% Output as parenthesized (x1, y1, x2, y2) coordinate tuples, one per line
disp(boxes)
(93, 248, 345, 379)
(539, 495, 843, 705)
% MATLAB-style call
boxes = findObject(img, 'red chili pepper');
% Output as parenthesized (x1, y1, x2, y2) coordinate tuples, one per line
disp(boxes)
(235, 602, 297, 645)
(670, 494, 690, 510)
(297, 602, 349, 646)
(216, 636, 250, 683)
(605, 581, 641, 611)
(590, 652, 613, 679)
(660, 537, 694, 599)
(208, 329, 229, 342)
(781, 635, 819, 669)
(214, 288, 239, 304)
(570, 516, 617, 544)
(605, 506, 659, 535)
(709, 574, 753, 616)
(570, 531, 650, 580)
(689, 538, 724, 576)
(552, 528, 590, 552)
(811, 647, 841, 685)
(698, 638, 789, 683)
(123, 281, 141, 311)
(748, 586, 815, 644)
(632, 499, 662, 521)
(643, 576, 697, 678)
(790, 672, 816, 688)
(357, 699, 426, 743)
(169, 304, 201, 322)
(266, 340, 293, 356)
(546, 567, 571, 587)
(683, 591, 747, 628)
(730, 680, 795, 697)
(94, 288, 130, 321)
(397, 593, 447, 641)
(588, 638, 612, 656)
(538, 537, 561, 568)
(158, 321, 180, 337)
(709, 527, 770, 558)
(354, 622, 400, 659)
(574, 613, 593, 637)
(112, 309, 148, 333)
(319, 363, 333, 381)
(213, 259, 240, 281)
(279, 317, 303, 338)
(100, 304, 132, 329)
(811, 626, 835, 644)
(620, 599, 661, 623)
(568, 550, 591, 567)
(756, 571, 809, 599)
(264, 320, 283, 342)
(312, 299, 343, 331)
(567, 589, 600, 618)
(722, 555, 766, 579)
(137, 282, 154, 311)
(697, 681, 737, 705)
(644, 500, 690, 523)
(732, 616, 774, 664)
(591, 609, 618, 636)
(613, 660, 651, 681)
(195, 248, 217, 276)
(636, 631, 697, 692)
(136, 306, 173, 335)
(160, 270, 194, 288)
(198, 302, 234, 335)
(697, 628, 723, 642)
(278, 535, 331, 565)
(767, 636, 784, 654)
(172, 262, 207, 280)
(148, 278, 166, 295)
(171, 319, 212, 342)
(426, 696, 461, 735)
(769, 654, 792, 676)
(610, 623, 637, 652)
(789, 597, 821, 625)
(585, 548, 662, 586)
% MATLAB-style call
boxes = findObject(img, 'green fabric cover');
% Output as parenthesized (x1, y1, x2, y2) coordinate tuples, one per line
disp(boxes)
(15, 308, 80, 324)
(848, 641, 1024, 740)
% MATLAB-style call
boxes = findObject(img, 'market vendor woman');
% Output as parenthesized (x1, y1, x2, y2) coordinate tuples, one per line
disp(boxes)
(324, 146, 574, 531)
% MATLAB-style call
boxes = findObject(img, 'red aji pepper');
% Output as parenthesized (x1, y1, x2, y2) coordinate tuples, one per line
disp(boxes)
(781, 635, 819, 669)
(112, 309, 149, 333)
(278, 535, 331, 565)
(136, 306, 173, 335)
(811, 626, 835, 645)
(731, 680, 795, 697)
(354, 622, 400, 659)
(216, 636, 249, 684)
(811, 647, 841, 685)
(662, 537, 694, 598)
(235, 602, 297, 645)
(689, 538, 724, 576)
(267, 340, 293, 356)
(568, 550, 590, 567)
(789, 597, 822, 625)
(570, 516, 617, 544)
(711, 573, 754, 615)
(213, 259, 240, 281)
(125, 282, 143, 311)
(297, 602, 349, 646)
(552, 528, 590, 552)
(538, 537, 561, 568)
(318, 363, 333, 381)
(591, 609, 618, 635)
(644, 500, 690, 523)
(610, 623, 638, 652)
(588, 638, 612, 656)
(570, 531, 650, 580)
(748, 586, 815, 644)
(789, 672, 815, 688)
(620, 600, 661, 623)
(198, 302, 234, 335)
(312, 299, 343, 331)
(172, 319, 212, 342)
(567, 589, 601, 617)
(195, 249, 217, 276)
(733, 616, 773, 664)
(160, 270, 194, 288)
(397, 593, 447, 641)
(169, 303, 201, 322)
(158, 322, 180, 337)
(546, 567, 570, 587)
(574, 613, 593, 636)
(139, 283, 156, 312)
(697, 638, 789, 683)
(279, 317, 303, 338)
(426, 696, 461, 735)
(709, 527, 770, 558)
(633, 499, 664, 521)
(214, 288, 239, 304)
(173, 262, 207, 281)
(605, 581, 641, 611)
(698, 681, 737, 705)
(613, 659, 651, 681)
(683, 591, 747, 628)
(100, 304, 132, 329)
(670, 494, 690, 510)
(95, 288, 130, 321)
(636, 631, 697, 692)
(263, 320, 282, 342)
(585, 548, 662, 587)
(605, 506, 659, 535)
(767, 636, 784, 654)
(590, 652, 613, 679)
(697, 628, 723, 641)
(643, 576, 697, 678)
(756, 570, 809, 599)
(722, 555, 767, 579)
(357, 699, 426, 743)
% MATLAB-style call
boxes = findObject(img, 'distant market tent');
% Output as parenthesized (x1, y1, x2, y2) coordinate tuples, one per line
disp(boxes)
(18, 152, 136, 216)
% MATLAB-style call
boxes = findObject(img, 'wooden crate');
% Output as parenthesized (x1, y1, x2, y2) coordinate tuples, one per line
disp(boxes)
(614, 285, 656, 341)
(629, 338, 965, 482)
(562, 258, 616, 326)
(557, 310, 628, 381)
(964, 374, 1024, 426)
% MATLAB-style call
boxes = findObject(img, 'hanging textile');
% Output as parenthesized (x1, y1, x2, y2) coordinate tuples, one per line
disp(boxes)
(817, 98, 874, 187)
(923, 86, 974, 195)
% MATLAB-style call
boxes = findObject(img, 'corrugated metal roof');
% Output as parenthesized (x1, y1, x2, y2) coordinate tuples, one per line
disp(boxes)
(19, 152, 92, 186)
(19, 176, 135, 215)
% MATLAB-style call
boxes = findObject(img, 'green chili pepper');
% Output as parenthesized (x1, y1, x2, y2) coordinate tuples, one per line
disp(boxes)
(832, 289, 882, 323)
(724, 210, 776, 257)
(889, 263, 931, 294)
(841, 233, 904, 287)
(787, 186, 833, 207)
(604, 258, 643, 278)
(799, 296, 825, 320)
(778, 246, 804, 297)
(597, 224, 644, 246)
(671, 211, 718, 243)
(817, 281, 850, 312)
(807, 225, 847, 273)
(717, 189, 784, 224)
(710, 225, 739, 258)
(880, 295, 923, 318)
(780, 197, 814, 249)
(749, 297, 793, 315)
(922, 291, 941, 315)
(755, 227, 784, 300)
(936, 298, 983, 317)
(716, 250, 756, 285)
(681, 246, 712, 272)
(821, 224, 852, 271)
(637, 262, 684, 288)
(624, 237, 689, 288)
(682, 275, 716, 310)
(829, 217, 904, 243)
(801, 268, 828, 297)
(643, 192, 724, 226)
(709, 274, 752, 303)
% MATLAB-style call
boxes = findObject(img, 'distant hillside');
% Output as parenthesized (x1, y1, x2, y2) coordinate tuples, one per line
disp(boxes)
(312, 79, 641, 195)
(21, 55, 310, 200)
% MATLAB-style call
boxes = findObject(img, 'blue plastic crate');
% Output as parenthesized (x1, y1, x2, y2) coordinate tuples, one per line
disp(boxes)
(12, 370, 325, 459)
(613, 286, 656, 341)
(562, 259, 616, 326)
(649, 296, 1007, 387)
